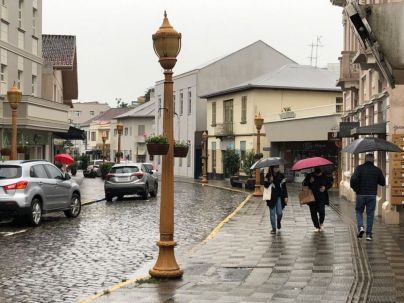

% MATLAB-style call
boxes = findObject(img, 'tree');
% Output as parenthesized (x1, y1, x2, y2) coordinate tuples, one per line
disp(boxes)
(116, 98, 128, 108)
(144, 88, 154, 102)
(223, 148, 240, 177)
(242, 150, 256, 177)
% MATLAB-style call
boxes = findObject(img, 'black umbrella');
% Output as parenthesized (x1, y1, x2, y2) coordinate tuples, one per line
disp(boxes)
(342, 137, 402, 153)
(250, 157, 283, 170)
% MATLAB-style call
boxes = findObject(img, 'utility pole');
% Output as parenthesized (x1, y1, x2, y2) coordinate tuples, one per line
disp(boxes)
(308, 36, 323, 67)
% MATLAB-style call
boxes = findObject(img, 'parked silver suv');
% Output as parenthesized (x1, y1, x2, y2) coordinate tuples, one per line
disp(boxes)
(104, 163, 158, 201)
(0, 160, 81, 226)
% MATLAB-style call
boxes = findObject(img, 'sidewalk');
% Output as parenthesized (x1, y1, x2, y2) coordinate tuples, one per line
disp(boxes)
(84, 181, 404, 303)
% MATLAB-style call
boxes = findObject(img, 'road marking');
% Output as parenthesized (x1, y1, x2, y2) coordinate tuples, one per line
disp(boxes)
(0, 229, 27, 237)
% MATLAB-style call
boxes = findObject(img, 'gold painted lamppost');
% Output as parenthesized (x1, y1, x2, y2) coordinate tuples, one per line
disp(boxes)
(101, 131, 107, 163)
(149, 11, 183, 279)
(201, 131, 208, 183)
(7, 83, 22, 160)
(116, 122, 123, 164)
(253, 112, 264, 197)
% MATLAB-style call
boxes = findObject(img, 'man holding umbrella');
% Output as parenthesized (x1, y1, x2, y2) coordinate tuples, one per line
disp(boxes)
(350, 153, 385, 241)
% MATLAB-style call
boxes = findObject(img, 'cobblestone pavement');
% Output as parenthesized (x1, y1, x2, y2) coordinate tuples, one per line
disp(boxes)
(96, 184, 404, 303)
(0, 180, 246, 303)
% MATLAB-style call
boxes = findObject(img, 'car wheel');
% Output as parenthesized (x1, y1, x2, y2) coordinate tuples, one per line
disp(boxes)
(90, 171, 97, 178)
(64, 194, 81, 218)
(26, 198, 42, 227)
(106, 193, 113, 202)
(141, 184, 149, 200)
(150, 182, 158, 197)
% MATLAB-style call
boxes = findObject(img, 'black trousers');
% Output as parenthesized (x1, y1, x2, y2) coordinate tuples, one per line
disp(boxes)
(308, 201, 325, 229)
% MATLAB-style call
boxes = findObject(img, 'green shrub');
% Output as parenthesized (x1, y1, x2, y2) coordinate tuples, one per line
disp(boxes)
(99, 162, 114, 178)
(223, 148, 240, 177)
(242, 150, 256, 177)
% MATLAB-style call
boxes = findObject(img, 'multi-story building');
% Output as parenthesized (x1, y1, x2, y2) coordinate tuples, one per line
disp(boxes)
(113, 100, 155, 163)
(153, 40, 296, 179)
(202, 64, 342, 180)
(0, 0, 77, 160)
(81, 108, 129, 160)
(68, 101, 110, 128)
(331, 0, 404, 223)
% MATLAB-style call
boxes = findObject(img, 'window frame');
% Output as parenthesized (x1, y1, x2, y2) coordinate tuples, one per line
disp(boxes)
(241, 96, 247, 124)
(211, 102, 216, 126)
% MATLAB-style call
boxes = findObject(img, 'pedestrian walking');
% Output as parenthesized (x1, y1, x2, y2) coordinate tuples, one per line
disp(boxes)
(263, 166, 288, 234)
(350, 153, 385, 241)
(303, 167, 332, 232)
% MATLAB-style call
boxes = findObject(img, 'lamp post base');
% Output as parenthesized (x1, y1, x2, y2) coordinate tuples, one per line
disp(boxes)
(200, 178, 208, 184)
(253, 185, 263, 197)
(149, 240, 183, 279)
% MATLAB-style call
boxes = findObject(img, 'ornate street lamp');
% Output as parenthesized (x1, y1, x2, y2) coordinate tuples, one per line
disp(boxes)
(116, 122, 124, 164)
(7, 83, 22, 160)
(149, 11, 183, 279)
(102, 131, 107, 163)
(253, 113, 264, 197)
(201, 131, 208, 184)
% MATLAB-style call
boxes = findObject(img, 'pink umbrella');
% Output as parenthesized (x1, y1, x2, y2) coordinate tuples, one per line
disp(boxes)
(291, 157, 333, 171)
(54, 153, 74, 165)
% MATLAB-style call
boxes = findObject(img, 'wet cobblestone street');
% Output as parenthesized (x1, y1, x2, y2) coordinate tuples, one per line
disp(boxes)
(0, 180, 246, 303)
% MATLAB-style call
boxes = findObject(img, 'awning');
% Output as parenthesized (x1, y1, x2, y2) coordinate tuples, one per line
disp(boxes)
(350, 122, 386, 136)
(54, 126, 86, 140)
(339, 122, 360, 138)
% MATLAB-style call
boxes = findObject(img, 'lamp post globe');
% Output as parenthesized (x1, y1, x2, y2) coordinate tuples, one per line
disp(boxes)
(253, 113, 264, 197)
(7, 83, 22, 160)
(149, 11, 183, 279)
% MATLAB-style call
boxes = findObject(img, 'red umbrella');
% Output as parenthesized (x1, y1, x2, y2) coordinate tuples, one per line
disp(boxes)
(54, 153, 74, 165)
(291, 157, 333, 171)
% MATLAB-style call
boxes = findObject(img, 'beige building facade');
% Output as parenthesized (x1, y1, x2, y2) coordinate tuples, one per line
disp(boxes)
(332, 0, 404, 223)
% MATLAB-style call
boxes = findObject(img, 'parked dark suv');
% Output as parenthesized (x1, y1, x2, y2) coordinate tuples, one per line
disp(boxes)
(0, 160, 81, 226)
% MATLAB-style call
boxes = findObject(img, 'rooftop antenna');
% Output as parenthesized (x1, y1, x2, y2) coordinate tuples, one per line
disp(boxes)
(308, 36, 323, 67)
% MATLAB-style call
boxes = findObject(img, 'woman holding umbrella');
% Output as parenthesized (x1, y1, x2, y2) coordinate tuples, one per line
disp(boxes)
(263, 166, 288, 235)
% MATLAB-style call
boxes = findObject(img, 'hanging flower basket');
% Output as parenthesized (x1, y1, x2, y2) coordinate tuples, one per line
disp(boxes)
(1, 148, 11, 156)
(174, 146, 189, 158)
(17, 146, 27, 153)
(147, 143, 169, 156)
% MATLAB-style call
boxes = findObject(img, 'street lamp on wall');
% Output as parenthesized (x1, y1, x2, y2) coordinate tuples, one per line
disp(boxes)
(253, 112, 264, 197)
(149, 11, 183, 279)
(116, 122, 124, 164)
(7, 83, 22, 160)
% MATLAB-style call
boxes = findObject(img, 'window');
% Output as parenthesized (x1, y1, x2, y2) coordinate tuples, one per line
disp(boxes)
(138, 125, 145, 136)
(17, 70, 23, 91)
(18, 31, 24, 49)
(336, 97, 343, 113)
(114, 129, 117, 136)
(18, 0, 23, 28)
(44, 164, 64, 180)
(124, 127, 128, 136)
(91, 132, 96, 141)
(30, 165, 48, 178)
(173, 93, 176, 114)
(105, 130, 109, 139)
(158, 97, 162, 117)
(188, 90, 192, 115)
(1, 21, 8, 42)
(212, 102, 216, 126)
(32, 37, 38, 55)
(31, 75, 36, 96)
(0, 64, 6, 82)
(240, 141, 246, 163)
(241, 96, 247, 123)
(32, 7, 37, 35)
(90, 111, 94, 116)
(74, 111, 80, 117)
(180, 92, 183, 115)
(212, 142, 216, 173)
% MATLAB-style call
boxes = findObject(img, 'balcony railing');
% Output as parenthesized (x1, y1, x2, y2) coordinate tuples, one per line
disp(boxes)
(337, 51, 360, 89)
(214, 122, 234, 137)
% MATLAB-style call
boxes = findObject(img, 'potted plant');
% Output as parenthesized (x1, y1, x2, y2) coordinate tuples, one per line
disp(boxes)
(223, 148, 240, 178)
(99, 162, 114, 179)
(174, 140, 190, 158)
(145, 134, 169, 156)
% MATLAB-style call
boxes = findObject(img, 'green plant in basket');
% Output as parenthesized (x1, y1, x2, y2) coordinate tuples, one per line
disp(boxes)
(145, 134, 168, 144)
(174, 140, 190, 148)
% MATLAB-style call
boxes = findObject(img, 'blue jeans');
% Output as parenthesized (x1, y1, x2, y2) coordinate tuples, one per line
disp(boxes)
(269, 197, 283, 230)
(355, 195, 376, 235)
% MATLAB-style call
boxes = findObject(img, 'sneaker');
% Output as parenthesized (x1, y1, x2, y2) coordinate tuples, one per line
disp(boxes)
(270, 229, 276, 234)
(357, 227, 365, 239)
(320, 224, 324, 231)
(366, 235, 373, 241)
(277, 220, 281, 230)
(314, 228, 320, 232)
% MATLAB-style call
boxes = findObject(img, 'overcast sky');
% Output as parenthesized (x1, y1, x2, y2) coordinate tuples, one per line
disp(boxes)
(43, 0, 343, 107)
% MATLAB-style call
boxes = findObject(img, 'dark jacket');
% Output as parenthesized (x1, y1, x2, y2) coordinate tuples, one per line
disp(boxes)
(350, 161, 385, 195)
(264, 172, 288, 208)
(303, 172, 332, 205)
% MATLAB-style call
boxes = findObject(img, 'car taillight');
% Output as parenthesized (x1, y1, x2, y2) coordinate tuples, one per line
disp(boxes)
(3, 181, 28, 192)
(131, 172, 143, 179)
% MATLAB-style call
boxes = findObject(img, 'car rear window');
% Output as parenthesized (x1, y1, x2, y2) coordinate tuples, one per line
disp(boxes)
(0, 165, 22, 179)
(110, 166, 139, 174)
(144, 164, 153, 171)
